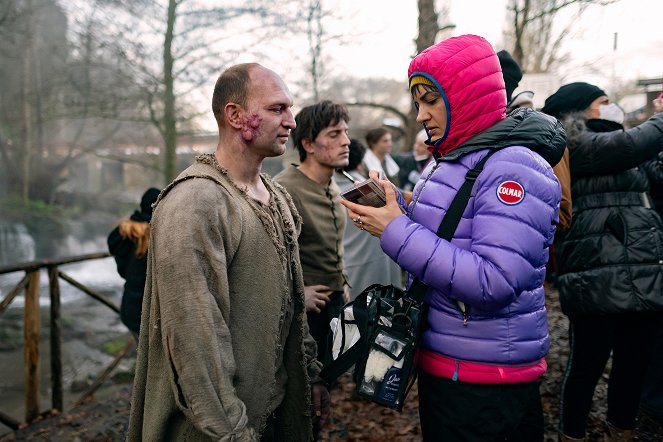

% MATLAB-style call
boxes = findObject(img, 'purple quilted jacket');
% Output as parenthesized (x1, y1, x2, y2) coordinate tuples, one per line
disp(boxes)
(380, 35, 564, 366)
(381, 141, 560, 364)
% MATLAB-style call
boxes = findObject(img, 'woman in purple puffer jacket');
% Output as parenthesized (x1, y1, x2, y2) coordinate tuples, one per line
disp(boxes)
(341, 34, 566, 441)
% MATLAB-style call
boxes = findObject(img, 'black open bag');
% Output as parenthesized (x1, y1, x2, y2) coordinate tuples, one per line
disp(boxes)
(323, 283, 423, 410)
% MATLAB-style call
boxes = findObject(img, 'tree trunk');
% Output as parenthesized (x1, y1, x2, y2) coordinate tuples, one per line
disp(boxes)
(21, 0, 35, 204)
(414, 0, 439, 53)
(511, 0, 529, 66)
(307, 0, 322, 102)
(163, 0, 177, 183)
(506, 0, 612, 73)
(405, 0, 439, 152)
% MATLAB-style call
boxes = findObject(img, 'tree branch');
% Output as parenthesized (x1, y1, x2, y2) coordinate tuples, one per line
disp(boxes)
(345, 102, 408, 125)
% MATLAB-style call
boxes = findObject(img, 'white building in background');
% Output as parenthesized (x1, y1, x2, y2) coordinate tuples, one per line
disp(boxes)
(623, 78, 663, 126)
(517, 73, 561, 111)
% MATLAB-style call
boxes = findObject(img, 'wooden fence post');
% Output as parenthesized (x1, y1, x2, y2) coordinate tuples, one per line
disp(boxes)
(48, 266, 63, 411)
(0, 252, 115, 424)
(24, 270, 41, 423)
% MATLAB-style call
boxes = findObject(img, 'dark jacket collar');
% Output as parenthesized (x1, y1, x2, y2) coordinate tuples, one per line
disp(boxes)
(437, 108, 567, 167)
(561, 112, 624, 149)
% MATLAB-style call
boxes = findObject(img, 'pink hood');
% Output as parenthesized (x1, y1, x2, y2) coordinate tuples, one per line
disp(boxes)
(408, 34, 507, 155)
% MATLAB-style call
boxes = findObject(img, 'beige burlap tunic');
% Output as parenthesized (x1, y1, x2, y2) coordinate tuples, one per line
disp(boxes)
(127, 154, 320, 441)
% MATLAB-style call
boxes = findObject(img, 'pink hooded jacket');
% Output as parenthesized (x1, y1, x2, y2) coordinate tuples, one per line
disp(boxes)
(408, 34, 507, 155)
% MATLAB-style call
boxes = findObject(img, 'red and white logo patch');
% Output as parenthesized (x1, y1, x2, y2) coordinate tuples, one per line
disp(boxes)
(496, 180, 525, 205)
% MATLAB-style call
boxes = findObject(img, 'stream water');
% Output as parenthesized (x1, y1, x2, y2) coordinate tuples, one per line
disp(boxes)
(0, 218, 133, 433)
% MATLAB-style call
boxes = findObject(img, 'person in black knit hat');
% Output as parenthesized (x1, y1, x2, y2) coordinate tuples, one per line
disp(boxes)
(542, 82, 663, 441)
(541, 82, 606, 118)
(107, 187, 160, 339)
(496, 50, 522, 104)
(497, 50, 536, 113)
(138, 188, 160, 221)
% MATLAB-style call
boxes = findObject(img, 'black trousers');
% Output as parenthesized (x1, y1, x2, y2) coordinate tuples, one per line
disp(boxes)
(641, 318, 663, 420)
(418, 370, 544, 442)
(307, 290, 344, 366)
(260, 412, 276, 442)
(559, 314, 658, 438)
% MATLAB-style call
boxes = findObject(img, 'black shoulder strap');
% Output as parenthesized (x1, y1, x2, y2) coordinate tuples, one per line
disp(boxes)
(407, 148, 500, 304)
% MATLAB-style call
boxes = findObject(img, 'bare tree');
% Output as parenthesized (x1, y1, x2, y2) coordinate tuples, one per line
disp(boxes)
(89, 0, 304, 183)
(402, 0, 453, 151)
(0, 0, 344, 203)
(321, 75, 411, 132)
(315, 1, 453, 152)
(289, 0, 359, 105)
(505, 0, 618, 73)
(306, 0, 323, 102)
(162, 0, 178, 183)
(0, 0, 70, 203)
(20, 0, 36, 203)
(0, 0, 166, 204)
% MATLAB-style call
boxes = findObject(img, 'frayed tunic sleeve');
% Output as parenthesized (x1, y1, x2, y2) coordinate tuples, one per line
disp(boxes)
(149, 179, 255, 440)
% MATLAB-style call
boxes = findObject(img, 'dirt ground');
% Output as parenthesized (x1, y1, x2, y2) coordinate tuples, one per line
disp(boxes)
(1, 286, 661, 442)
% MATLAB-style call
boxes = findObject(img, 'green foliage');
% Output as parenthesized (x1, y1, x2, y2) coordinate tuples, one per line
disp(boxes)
(0, 328, 22, 349)
(0, 196, 78, 222)
(0, 197, 79, 237)
(0, 316, 23, 350)
(100, 336, 130, 357)
(111, 368, 135, 383)
(60, 315, 77, 330)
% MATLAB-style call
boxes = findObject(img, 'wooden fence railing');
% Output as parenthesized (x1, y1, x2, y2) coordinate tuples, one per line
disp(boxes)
(0, 253, 134, 430)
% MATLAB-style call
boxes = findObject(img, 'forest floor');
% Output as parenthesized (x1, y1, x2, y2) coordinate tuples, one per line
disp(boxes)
(1, 286, 661, 442)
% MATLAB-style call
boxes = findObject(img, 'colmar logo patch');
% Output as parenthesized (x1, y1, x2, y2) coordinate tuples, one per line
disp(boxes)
(496, 180, 525, 205)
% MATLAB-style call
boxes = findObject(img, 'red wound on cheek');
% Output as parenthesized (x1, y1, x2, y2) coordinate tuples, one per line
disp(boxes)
(240, 113, 262, 142)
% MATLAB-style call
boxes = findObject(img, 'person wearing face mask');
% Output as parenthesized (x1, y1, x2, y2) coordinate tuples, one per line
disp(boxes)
(542, 82, 663, 442)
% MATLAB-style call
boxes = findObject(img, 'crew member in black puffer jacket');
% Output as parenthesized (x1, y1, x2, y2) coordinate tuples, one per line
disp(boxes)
(107, 187, 160, 339)
(542, 82, 663, 442)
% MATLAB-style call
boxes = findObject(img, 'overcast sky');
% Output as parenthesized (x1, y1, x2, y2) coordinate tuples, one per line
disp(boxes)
(321, 0, 663, 87)
(197, 0, 662, 129)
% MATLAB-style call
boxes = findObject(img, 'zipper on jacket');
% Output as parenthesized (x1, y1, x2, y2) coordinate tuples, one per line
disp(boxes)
(409, 162, 439, 218)
(452, 359, 460, 381)
(457, 300, 469, 326)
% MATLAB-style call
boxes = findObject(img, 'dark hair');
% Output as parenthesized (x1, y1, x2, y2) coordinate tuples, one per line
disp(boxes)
(140, 187, 161, 216)
(211, 63, 260, 126)
(410, 83, 439, 98)
(365, 127, 390, 149)
(346, 139, 367, 172)
(292, 100, 350, 162)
